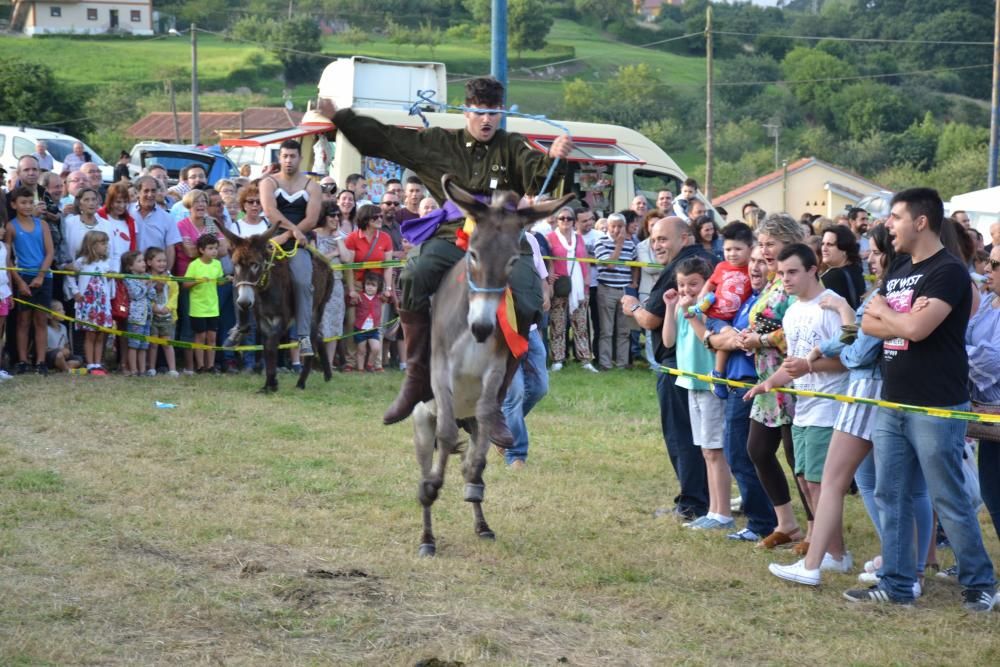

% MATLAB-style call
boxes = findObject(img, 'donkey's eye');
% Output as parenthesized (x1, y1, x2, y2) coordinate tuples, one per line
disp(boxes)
(250, 262, 260, 272)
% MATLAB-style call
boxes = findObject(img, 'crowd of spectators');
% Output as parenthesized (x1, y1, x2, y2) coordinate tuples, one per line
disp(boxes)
(1, 150, 998, 612)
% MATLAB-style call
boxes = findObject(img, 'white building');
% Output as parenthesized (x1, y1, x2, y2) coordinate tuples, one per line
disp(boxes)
(11, 1, 154, 36)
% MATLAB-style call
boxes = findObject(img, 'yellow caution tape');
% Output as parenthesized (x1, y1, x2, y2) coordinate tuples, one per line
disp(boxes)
(12, 298, 395, 352)
(661, 367, 1000, 424)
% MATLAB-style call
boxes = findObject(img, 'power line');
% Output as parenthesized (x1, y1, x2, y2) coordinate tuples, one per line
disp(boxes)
(711, 30, 992, 47)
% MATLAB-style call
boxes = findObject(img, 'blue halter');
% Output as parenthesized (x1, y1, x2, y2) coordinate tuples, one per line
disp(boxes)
(465, 253, 507, 295)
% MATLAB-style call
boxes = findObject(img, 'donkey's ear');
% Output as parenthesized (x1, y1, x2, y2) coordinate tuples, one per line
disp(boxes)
(219, 222, 243, 248)
(261, 222, 283, 242)
(442, 174, 489, 220)
(516, 192, 576, 228)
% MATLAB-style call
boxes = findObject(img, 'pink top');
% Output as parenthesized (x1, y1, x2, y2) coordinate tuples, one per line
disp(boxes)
(545, 230, 589, 284)
(175, 217, 223, 277)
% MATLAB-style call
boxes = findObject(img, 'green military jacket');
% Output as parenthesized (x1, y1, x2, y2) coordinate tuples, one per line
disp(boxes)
(332, 108, 564, 237)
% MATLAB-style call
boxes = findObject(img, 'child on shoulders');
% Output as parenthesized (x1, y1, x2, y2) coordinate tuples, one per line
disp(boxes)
(695, 222, 754, 398)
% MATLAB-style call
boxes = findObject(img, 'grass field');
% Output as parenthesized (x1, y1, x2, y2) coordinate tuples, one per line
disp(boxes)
(0, 19, 705, 116)
(2, 365, 998, 665)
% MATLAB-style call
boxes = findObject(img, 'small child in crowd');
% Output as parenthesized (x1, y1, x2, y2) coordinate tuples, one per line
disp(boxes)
(45, 301, 81, 372)
(121, 250, 156, 376)
(182, 234, 224, 373)
(66, 230, 113, 376)
(145, 246, 178, 377)
(697, 222, 754, 398)
(354, 270, 384, 372)
(663, 256, 734, 530)
(5, 186, 54, 375)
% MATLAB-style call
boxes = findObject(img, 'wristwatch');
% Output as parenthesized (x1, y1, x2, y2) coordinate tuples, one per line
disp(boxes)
(629, 303, 641, 313)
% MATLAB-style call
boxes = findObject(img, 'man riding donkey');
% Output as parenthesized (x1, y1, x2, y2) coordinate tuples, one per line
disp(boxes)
(319, 77, 573, 445)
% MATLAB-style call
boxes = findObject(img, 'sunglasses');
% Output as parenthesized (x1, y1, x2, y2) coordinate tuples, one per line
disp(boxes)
(382, 201, 400, 207)
(245, 199, 261, 205)
(556, 216, 575, 221)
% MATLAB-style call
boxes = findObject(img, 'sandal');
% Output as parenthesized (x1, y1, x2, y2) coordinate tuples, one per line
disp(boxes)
(755, 529, 803, 550)
(792, 540, 811, 556)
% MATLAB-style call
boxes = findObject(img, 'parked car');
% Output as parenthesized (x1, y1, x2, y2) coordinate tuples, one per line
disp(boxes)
(129, 142, 239, 186)
(0, 125, 123, 182)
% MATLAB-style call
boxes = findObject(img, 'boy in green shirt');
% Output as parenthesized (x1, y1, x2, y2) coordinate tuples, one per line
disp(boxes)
(183, 234, 224, 373)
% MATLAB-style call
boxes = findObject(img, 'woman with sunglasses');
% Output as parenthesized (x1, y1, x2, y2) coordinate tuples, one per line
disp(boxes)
(343, 204, 393, 370)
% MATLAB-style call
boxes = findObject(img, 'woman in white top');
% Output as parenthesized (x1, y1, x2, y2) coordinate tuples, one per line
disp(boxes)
(232, 185, 270, 239)
(61, 189, 111, 296)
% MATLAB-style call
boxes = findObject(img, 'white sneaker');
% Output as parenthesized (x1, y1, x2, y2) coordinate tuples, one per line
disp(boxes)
(0, 369, 13, 381)
(913, 581, 922, 599)
(167, 370, 180, 377)
(730, 495, 743, 512)
(581, 363, 599, 373)
(864, 556, 883, 574)
(551, 362, 563, 371)
(820, 552, 854, 574)
(145, 369, 157, 377)
(769, 558, 820, 586)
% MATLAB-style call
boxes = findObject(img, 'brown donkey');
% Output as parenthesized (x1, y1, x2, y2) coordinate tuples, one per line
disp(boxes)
(411, 176, 573, 557)
(220, 224, 334, 392)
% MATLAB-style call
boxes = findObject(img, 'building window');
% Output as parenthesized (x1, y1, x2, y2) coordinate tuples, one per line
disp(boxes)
(87, 8, 97, 20)
(131, 10, 141, 22)
(50, 6, 61, 17)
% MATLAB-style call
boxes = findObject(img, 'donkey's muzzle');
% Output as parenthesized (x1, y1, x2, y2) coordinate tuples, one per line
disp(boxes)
(471, 321, 495, 343)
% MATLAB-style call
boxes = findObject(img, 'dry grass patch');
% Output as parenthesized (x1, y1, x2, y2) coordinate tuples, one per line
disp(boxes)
(1, 368, 998, 665)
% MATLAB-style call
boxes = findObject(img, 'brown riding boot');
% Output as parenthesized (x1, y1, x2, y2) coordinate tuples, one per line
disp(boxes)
(489, 353, 521, 449)
(383, 310, 434, 425)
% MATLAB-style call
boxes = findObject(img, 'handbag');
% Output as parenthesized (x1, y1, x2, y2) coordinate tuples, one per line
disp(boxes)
(553, 275, 571, 298)
(966, 401, 1000, 441)
(111, 279, 129, 321)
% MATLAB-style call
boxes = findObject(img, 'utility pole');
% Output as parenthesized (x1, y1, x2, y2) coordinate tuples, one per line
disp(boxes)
(705, 4, 713, 200)
(191, 23, 200, 145)
(491, 0, 508, 127)
(763, 119, 781, 169)
(989, 0, 1000, 187)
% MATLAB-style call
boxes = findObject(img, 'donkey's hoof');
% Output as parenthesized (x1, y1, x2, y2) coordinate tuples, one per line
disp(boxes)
(463, 483, 485, 503)
(418, 543, 436, 557)
(295, 381, 306, 390)
(478, 529, 496, 541)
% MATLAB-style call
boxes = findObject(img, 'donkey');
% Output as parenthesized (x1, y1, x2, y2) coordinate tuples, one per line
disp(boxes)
(219, 224, 334, 393)
(411, 175, 573, 557)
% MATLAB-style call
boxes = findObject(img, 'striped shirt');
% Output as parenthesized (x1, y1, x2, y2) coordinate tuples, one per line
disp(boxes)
(594, 236, 636, 288)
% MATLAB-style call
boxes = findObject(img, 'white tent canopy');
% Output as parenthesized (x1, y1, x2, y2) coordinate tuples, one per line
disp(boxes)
(949, 186, 1000, 239)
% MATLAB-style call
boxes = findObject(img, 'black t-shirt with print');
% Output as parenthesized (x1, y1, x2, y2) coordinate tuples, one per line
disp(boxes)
(879, 248, 971, 406)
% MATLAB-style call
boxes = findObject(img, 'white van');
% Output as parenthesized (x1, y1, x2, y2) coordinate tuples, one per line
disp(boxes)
(222, 57, 709, 219)
(0, 125, 118, 182)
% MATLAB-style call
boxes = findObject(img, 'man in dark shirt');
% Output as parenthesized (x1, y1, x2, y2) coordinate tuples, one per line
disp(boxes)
(847, 187, 996, 612)
(621, 217, 717, 520)
(320, 77, 572, 440)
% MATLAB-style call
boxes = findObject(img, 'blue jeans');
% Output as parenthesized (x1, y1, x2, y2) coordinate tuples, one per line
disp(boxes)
(656, 361, 708, 516)
(503, 328, 549, 464)
(217, 283, 235, 363)
(856, 448, 934, 575)
(725, 385, 776, 535)
(979, 439, 1000, 541)
(874, 406, 996, 601)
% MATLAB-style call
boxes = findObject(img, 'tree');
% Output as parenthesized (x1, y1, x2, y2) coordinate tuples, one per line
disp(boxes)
(936, 122, 988, 164)
(572, 0, 631, 28)
(562, 78, 597, 121)
(234, 16, 323, 83)
(508, 0, 553, 59)
(341, 26, 369, 48)
(717, 55, 780, 107)
(831, 81, 916, 141)
(0, 59, 85, 136)
(781, 47, 856, 123)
